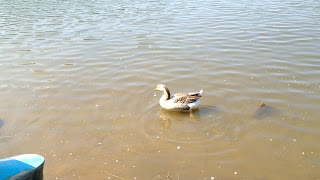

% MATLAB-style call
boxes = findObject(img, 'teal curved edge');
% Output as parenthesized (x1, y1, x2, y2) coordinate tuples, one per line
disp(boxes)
(0, 154, 44, 180)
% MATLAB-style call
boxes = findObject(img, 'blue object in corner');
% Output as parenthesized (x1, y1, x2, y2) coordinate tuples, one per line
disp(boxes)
(0, 154, 44, 180)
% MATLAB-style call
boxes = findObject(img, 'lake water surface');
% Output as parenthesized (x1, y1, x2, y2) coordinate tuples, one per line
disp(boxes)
(1, 0, 320, 179)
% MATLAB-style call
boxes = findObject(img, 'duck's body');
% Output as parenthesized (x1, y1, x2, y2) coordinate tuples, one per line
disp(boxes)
(155, 84, 203, 116)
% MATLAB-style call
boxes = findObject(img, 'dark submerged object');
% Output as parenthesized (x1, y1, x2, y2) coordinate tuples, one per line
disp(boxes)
(0, 119, 4, 129)
(0, 154, 44, 180)
(253, 102, 282, 120)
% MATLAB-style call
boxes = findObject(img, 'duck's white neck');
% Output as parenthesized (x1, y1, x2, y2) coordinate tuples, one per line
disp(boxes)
(160, 87, 170, 101)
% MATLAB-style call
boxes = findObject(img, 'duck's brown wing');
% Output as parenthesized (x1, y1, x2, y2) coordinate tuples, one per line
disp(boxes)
(172, 93, 201, 104)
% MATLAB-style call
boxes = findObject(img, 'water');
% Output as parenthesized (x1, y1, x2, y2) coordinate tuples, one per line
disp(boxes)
(1, 0, 320, 179)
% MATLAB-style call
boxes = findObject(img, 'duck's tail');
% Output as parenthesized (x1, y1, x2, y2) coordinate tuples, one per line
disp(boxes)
(188, 89, 203, 97)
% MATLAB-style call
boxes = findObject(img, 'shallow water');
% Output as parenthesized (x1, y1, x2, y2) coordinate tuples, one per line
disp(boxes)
(1, 0, 320, 179)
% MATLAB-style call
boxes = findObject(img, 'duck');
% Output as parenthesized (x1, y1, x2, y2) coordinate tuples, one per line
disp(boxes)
(155, 84, 203, 117)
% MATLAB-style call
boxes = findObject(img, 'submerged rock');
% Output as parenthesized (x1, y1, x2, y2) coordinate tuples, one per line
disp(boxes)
(253, 102, 282, 120)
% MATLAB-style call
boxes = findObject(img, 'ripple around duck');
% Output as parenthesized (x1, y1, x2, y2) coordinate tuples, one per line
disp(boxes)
(140, 101, 229, 145)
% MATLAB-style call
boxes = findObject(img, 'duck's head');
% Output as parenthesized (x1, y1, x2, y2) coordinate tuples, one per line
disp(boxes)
(155, 84, 167, 91)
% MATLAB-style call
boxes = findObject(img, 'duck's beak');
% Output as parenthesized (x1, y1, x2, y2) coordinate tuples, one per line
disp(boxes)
(155, 87, 158, 91)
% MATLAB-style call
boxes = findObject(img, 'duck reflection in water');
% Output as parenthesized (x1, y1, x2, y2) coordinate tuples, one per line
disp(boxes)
(159, 105, 219, 130)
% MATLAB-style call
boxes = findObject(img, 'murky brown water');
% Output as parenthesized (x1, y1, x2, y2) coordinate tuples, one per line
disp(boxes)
(1, 0, 320, 179)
